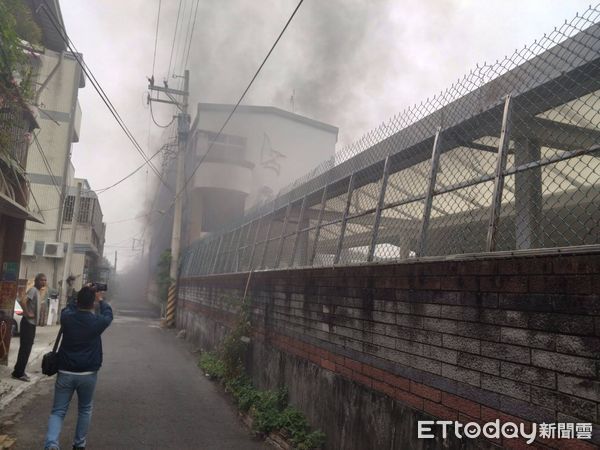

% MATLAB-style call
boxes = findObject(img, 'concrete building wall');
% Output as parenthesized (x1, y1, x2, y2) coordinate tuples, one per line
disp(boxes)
(192, 104, 338, 210)
(177, 252, 600, 449)
(20, 252, 87, 290)
(20, 48, 86, 287)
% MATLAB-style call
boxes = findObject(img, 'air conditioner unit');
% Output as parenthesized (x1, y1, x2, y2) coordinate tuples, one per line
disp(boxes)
(44, 242, 65, 258)
(21, 240, 35, 256)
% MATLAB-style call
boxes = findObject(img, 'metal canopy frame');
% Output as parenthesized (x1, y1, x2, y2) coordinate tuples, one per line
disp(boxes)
(181, 12, 600, 277)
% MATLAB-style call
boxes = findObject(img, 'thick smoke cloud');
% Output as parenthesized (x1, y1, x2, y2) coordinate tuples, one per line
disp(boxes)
(61, 0, 591, 271)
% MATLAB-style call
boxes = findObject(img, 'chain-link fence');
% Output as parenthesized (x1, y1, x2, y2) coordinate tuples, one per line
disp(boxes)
(181, 6, 600, 277)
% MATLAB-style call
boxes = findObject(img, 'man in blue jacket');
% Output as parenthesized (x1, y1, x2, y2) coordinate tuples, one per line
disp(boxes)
(44, 284, 113, 450)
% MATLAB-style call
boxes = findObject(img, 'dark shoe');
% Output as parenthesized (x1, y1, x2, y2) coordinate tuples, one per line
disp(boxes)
(73, 447, 85, 450)
(11, 373, 30, 382)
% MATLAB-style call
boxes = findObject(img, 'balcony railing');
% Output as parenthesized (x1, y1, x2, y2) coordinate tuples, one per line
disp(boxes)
(0, 107, 35, 169)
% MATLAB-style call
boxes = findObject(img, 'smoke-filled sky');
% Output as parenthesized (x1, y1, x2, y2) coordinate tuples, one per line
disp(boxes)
(59, 0, 592, 270)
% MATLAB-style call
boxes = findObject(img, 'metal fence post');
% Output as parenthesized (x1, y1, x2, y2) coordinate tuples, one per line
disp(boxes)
(188, 245, 197, 276)
(486, 95, 513, 252)
(223, 230, 238, 273)
(289, 195, 308, 267)
(231, 227, 242, 272)
(211, 235, 223, 274)
(275, 202, 292, 268)
(198, 243, 208, 275)
(367, 157, 390, 262)
(236, 223, 252, 272)
(247, 218, 262, 271)
(201, 241, 211, 275)
(417, 128, 443, 257)
(201, 241, 212, 275)
(309, 185, 329, 266)
(260, 211, 276, 269)
(334, 173, 356, 265)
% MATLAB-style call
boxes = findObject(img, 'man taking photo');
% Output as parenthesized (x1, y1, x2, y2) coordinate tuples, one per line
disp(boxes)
(12, 273, 46, 382)
(44, 283, 113, 450)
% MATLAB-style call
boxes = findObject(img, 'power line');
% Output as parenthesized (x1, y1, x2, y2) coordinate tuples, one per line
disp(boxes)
(111, 200, 174, 246)
(105, 213, 151, 225)
(95, 144, 165, 194)
(40, 1, 172, 193)
(184, 0, 200, 70)
(167, 0, 183, 78)
(149, 100, 176, 128)
(34, 143, 165, 214)
(151, 0, 162, 76)
(177, 0, 196, 73)
(32, 132, 62, 196)
(174, 0, 305, 203)
(174, 0, 191, 75)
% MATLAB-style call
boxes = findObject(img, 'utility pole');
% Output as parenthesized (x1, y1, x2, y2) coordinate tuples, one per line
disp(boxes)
(60, 181, 82, 310)
(147, 70, 190, 327)
(114, 250, 117, 275)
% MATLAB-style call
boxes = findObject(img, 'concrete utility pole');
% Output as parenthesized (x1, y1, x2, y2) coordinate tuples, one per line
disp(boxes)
(114, 250, 117, 275)
(60, 181, 82, 309)
(147, 70, 190, 327)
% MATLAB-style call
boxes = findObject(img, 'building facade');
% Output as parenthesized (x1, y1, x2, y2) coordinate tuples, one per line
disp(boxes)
(18, 0, 105, 291)
(184, 103, 339, 243)
(146, 103, 338, 305)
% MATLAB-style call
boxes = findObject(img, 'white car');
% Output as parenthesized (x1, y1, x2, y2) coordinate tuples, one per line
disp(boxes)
(12, 299, 23, 336)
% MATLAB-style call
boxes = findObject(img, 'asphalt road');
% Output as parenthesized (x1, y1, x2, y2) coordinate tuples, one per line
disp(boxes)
(1, 295, 268, 450)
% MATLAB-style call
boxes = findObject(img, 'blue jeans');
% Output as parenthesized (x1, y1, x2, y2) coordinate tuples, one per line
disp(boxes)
(44, 371, 98, 449)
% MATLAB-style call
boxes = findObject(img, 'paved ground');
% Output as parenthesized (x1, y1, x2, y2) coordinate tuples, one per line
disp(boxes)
(0, 295, 268, 450)
(0, 323, 60, 409)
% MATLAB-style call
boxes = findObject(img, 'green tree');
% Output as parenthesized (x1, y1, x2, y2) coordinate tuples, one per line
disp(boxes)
(0, 0, 42, 155)
(0, 0, 41, 100)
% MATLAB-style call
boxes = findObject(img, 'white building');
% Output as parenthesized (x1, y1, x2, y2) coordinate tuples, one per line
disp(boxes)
(19, 0, 105, 290)
(184, 103, 339, 243)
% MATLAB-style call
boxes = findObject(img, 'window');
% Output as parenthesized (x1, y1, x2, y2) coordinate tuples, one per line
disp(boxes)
(63, 196, 92, 223)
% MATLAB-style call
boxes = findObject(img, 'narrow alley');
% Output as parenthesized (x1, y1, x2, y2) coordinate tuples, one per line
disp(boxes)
(0, 295, 267, 450)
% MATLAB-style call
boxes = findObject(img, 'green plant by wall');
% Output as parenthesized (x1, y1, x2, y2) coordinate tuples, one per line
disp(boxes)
(0, 0, 41, 161)
(199, 352, 225, 380)
(0, 0, 40, 101)
(198, 295, 325, 449)
(199, 354, 325, 450)
(155, 249, 172, 304)
(220, 295, 251, 379)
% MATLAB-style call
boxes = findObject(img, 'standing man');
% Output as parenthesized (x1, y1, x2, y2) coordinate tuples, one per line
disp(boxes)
(12, 273, 46, 382)
(44, 284, 113, 450)
(65, 275, 78, 307)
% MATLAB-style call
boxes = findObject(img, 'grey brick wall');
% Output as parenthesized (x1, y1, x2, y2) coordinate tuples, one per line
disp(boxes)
(178, 252, 600, 447)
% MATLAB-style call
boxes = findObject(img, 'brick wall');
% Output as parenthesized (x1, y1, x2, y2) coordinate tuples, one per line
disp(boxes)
(178, 252, 600, 449)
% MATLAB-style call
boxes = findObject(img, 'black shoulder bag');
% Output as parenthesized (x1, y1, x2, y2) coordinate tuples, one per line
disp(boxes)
(41, 327, 63, 376)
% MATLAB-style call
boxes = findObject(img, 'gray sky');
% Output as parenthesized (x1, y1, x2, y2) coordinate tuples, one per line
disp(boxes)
(60, 0, 593, 269)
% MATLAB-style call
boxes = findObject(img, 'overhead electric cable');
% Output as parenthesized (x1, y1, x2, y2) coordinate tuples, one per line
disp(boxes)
(174, 0, 191, 74)
(184, 0, 200, 70)
(95, 145, 165, 194)
(149, 100, 176, 129)
(32, 133, 62, 196)
(174, 0, 305, 202)
(105, 213, 152, 225)
(167, 0, 184, 78)
(151, 0, 162, 76)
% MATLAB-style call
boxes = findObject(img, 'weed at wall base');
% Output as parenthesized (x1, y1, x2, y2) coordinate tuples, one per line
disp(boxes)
(198, 294, 326, 450)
